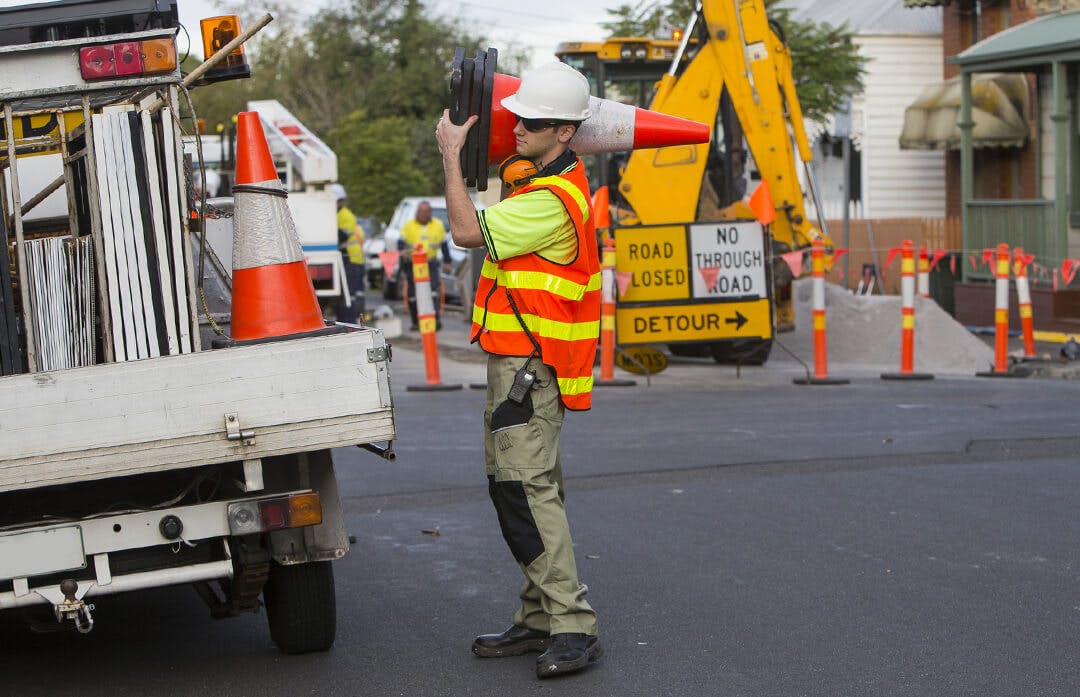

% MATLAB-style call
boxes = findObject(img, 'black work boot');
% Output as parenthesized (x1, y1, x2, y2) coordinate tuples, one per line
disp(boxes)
(472, 625, 550, 658)
(535, 633, 602, 678)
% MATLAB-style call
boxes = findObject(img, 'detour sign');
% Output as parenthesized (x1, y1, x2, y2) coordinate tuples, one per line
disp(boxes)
(613, 220, 773, 345)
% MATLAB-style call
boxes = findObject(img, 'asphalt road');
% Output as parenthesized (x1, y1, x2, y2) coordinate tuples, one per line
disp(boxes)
(2, 328, 1079, 696)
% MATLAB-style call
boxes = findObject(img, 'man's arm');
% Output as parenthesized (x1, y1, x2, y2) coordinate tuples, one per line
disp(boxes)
(435, 109, 484, 248)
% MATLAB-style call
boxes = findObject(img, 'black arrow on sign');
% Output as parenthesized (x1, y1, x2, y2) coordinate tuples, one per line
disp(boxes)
(725, 310, 748, 331)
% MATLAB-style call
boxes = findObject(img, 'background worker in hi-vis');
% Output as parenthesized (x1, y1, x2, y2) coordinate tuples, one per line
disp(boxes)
(435, 61, 603, 679)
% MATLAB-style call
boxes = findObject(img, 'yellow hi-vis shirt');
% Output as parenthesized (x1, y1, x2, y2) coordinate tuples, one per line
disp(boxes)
(338, 207, 365, 264)
(401, 217, 448, 261)
(477, 188, 576, 264)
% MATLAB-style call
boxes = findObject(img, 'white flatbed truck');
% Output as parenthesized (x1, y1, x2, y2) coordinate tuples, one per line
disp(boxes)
(0, 0, 395, 653)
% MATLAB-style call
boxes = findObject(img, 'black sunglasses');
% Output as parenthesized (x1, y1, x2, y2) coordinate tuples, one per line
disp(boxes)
(516, 116, 569, 133)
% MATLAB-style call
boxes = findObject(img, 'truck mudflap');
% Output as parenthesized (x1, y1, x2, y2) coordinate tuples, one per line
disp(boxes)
(0, 328, 395, 493)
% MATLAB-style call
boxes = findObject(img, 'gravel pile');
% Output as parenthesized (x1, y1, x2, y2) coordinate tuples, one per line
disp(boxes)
(777, 279, 994, 375)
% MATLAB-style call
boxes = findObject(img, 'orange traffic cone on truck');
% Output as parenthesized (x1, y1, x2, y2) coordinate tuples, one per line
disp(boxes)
(229, 111, 327, 342)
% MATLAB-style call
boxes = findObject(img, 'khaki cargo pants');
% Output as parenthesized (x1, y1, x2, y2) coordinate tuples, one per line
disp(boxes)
(484, 354, 598, 636)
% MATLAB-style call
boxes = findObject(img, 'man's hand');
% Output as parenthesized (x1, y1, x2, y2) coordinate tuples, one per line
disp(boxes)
(435, 109, 478, 159)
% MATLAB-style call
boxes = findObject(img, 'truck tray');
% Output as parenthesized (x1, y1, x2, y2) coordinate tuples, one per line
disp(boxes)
(0, 329, 394, 493)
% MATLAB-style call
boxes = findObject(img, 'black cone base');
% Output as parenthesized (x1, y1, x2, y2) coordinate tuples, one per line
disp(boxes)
(406, 383, 463, 392)
(792, 376, 850, 385)
(881, 372, 934, 381)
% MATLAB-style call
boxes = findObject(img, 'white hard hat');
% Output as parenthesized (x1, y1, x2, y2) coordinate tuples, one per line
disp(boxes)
(500, 62, 592, 121)
(329, 183, 347, 201)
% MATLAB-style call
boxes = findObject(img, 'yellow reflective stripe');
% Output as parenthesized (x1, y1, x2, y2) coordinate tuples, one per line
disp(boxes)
(480, 263, 601, 301)
(471, 307, 599, 341)
(532, 175, 589, 224)
(558, 375, 594, 395)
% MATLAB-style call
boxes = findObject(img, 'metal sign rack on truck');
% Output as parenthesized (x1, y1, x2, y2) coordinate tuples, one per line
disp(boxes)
(0, 1, 395, 654)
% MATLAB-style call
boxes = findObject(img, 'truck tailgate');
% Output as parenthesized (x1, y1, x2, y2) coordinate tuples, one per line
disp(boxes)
(0, 330, 394, 492)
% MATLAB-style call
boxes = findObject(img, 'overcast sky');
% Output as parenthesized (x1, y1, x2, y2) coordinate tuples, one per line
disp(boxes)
(178, 0, 611, 72)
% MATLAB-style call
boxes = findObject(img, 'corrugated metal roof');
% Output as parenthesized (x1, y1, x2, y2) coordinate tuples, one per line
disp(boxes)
(777, 0, 942, 35)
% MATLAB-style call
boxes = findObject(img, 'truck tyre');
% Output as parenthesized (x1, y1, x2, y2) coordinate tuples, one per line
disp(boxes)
(264, 560, 336, 654)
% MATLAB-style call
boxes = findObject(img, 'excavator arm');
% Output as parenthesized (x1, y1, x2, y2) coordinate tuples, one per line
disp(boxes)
(618, 0, 829, 253)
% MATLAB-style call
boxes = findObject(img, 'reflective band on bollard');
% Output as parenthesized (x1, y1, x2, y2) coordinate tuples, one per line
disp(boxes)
(977, 243, 1030, 378)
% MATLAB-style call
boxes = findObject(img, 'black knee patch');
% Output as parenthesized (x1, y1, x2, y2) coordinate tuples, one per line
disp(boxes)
(488, 477, 544, 567)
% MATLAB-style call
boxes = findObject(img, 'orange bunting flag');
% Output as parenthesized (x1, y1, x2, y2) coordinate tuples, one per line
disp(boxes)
(832, 248, 848, 264)
(780, 250, 803, 278)
(950, 254, 957, 274)
(969, 254, 978, 272)
(615, 270, 634, 298)
(1063, 259, 1077, 286)
(885, 246, 901, 270)
(379, 251, 400, 281)
(747, 180, 775, 226)
(930, 249, 947, 271)
(982, 248, 994, 267)
(1054, 268, 1059, 291)
(699, 266, 721, 292)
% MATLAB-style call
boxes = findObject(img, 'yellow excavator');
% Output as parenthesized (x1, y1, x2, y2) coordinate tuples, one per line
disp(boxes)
(557, 0, 833, 364)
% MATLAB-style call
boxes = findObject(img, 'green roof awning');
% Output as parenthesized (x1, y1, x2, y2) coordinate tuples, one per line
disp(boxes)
(899, 73, 1029, 150)
(951, 11, 1080, 70)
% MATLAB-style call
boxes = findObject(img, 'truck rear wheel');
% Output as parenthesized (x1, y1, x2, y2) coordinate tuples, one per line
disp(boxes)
(264, 560, 336, 654)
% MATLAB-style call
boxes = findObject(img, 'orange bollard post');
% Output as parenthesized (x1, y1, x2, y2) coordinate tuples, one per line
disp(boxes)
(592, 186, 635, 388)
(977, 243, 1030, 378)
(917, 246, 930, 298)
(882, 240, 933, 380)
(794, 239, 848, 385)
(406, 246, 461, 392)
(1013, 247, 1040, 361)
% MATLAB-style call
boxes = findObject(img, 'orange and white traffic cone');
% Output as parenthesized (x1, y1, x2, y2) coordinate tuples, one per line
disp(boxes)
(1013, 247, 1041, 361)
(794, 239, 848, 385)
(977, 243, 1030, 378)
(485, 73, 710, 165)
(592, 186, 635, 388)
(406, 246, 461, 392)
(882, 240, 933, 381)
(229, 111, 329, 342)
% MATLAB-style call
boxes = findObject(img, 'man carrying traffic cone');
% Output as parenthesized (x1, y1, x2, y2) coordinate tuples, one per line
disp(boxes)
(230, 111, 327, 342)
(436, 61, 603, 680)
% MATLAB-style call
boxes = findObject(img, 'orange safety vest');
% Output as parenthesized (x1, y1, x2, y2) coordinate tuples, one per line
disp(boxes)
(471, 158, 601, 410)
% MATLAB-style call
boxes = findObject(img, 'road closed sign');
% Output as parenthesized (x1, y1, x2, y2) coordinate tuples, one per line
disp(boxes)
(614, 220, 773, 345)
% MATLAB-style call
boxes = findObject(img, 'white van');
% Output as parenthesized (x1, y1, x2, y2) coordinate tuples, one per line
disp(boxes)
(365, 196, 481, 304)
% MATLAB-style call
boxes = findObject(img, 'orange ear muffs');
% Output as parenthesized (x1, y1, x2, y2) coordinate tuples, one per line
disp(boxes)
(499, 155, 538, 193)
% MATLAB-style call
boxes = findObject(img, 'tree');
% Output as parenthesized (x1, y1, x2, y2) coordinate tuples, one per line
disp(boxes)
(600, 0, 865, 123)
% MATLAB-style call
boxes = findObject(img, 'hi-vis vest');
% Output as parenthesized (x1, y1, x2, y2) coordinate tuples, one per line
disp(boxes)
(339, 207, 364, 264)
(471, 159, 601, 410)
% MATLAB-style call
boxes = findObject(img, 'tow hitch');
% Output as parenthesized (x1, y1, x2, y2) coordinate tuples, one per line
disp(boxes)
(36, 579, 95, 634)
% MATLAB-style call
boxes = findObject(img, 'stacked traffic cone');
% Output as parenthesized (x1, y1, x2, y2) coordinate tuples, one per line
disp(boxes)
(229, 111, 328, 342)
(448, 48, 711, 187)
(485, 73, 711, 164)
(592, 186, 635, 388)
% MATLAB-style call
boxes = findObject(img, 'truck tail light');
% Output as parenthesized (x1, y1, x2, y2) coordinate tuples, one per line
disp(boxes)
(308, 264, 334, 281)
(78, 38, 178, 81)
(79, 45, 116, 79)
(227, 493, 323, 535)
(141, 38, 178, 74)
(112, 41, 143, 76)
